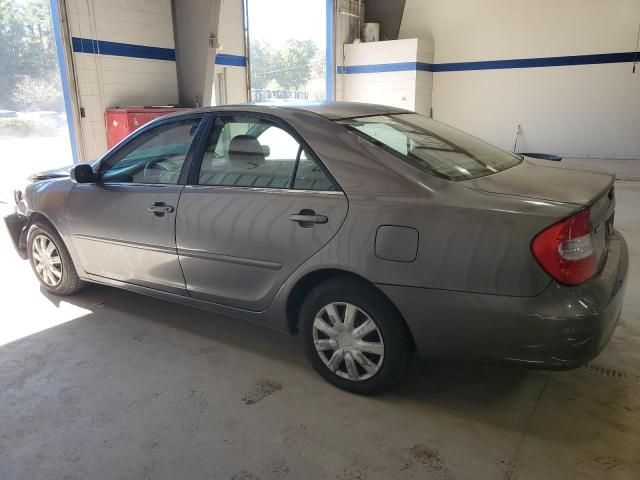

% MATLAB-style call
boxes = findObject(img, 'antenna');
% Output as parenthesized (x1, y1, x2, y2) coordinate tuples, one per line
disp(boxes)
(633, 21, 640, 74)
(513, 124, 522, 153)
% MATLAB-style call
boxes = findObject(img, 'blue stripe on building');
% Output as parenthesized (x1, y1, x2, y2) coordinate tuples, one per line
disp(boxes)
(339, 62, 434, 74)
(69, 37, 637, 75)
(339, 51, 638, 74)
(214, 53, 247, 67)
(71, 37, 176, 61)
(433, 51, 638, 72)
(71, 37, 248, 67)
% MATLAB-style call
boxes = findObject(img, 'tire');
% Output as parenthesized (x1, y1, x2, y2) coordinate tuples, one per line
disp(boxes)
(300, 276, 414, 394)
(27, 222, 85, 296)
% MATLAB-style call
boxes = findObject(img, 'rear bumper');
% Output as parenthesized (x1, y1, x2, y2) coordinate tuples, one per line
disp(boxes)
(378, 230, 629, 369)
(3, 212, 28, 259)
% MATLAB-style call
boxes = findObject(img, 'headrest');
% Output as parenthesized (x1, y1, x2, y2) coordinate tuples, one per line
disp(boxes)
(228, 135, 265, 163)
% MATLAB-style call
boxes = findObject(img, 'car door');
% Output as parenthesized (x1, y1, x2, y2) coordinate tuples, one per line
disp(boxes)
(67, 115, 206, 294)
(176, 113, 348, 311)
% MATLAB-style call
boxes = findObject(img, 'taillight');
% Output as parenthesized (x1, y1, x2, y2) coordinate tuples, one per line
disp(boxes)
(531, 209, 597, 286)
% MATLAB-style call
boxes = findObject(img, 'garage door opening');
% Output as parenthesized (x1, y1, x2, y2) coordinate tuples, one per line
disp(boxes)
(246, 0, 331, 103)
(0, 0, 75, 200)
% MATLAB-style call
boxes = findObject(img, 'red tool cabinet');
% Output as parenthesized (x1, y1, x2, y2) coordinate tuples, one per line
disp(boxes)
(105, 107, 187, 149)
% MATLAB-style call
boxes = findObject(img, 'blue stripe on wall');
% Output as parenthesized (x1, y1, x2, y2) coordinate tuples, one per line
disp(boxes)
(214, 53, 247, 67)
(339, 51, 639, 74)
(340, 62, 434, 74)
(69, 36, 636, 75)
(71, 37, 176, 61)
(434, 51, 638, 72)
(71, 37, 249, 67)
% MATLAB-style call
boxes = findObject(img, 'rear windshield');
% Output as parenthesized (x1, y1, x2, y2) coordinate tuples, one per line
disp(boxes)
(337, 113, 521, 181)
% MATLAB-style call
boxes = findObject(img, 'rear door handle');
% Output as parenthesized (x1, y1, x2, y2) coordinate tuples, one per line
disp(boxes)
(289, 209, 328, 228)
(148, 202, 174, 216)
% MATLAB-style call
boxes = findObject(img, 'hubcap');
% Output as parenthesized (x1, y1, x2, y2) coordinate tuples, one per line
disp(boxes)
(312, 302, 384, 381)
(32, 234, 62, 287)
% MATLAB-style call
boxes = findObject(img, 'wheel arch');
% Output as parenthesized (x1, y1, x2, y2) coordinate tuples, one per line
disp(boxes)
(14, 211, 58, 253)
(23, 211, 61, 243)
(24, 211, 82, 271)
(285, 268, 414, 346)
(26, 211, 58, 231)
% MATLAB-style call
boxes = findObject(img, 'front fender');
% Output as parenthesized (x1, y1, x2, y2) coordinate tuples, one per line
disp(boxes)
(7, 177, 77, 263)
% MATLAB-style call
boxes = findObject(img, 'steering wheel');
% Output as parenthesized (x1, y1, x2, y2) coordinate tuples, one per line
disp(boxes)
(143, 157, 173, 181)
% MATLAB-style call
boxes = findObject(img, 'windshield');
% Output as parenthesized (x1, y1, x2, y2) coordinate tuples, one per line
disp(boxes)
(337, 113, 521, 181)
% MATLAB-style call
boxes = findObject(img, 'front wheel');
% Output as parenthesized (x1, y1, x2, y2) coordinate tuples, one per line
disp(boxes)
(27, 222, 85, 296)
(300, 277, 414, 394)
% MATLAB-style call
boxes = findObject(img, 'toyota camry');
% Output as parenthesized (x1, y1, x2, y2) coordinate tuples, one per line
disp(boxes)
(4, 102, 628, 394)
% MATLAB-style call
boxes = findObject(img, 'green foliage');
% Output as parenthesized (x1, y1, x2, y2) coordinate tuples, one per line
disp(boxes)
(0, 0, 59, 110)
(250, 39, 320, 91)
(13, 74, 63, 111)
(249, 39, 274, 90)
(0, 118, 56, 137)
(275, 39, 318, 90)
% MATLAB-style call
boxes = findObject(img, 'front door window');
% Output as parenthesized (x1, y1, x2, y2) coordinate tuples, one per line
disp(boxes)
(100, 119, 201, 184)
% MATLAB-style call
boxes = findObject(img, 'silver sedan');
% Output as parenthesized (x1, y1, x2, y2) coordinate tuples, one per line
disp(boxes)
(4, 102, 628, 394)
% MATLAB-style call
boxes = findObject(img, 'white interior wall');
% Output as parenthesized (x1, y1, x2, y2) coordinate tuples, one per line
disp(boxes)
(66, 0, 179, 160)
(400, 0, 640, 159)
(173, 0, 221, 108)
(213, 0, 247, 105)
(337, 38, 434, 115)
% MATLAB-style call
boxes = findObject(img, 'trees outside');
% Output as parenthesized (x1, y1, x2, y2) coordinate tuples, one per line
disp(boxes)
(250, 38, 323, 99)
(13, 74, 64, 111)
(273, 39, 318, 90)
(0, 0, 62, 111)
(249, 39, 275, 90)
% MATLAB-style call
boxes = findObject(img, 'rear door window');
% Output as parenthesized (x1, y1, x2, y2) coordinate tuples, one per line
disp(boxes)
(198, 117, 336, 191)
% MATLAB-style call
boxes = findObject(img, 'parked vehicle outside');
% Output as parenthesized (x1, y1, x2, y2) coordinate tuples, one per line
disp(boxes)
(4, 102, 628, 393)
(0, 110, 18, 119)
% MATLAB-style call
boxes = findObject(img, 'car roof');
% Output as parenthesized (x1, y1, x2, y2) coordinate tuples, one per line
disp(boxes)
(281, 101, 411, 119)
(171, 101, 411, 121)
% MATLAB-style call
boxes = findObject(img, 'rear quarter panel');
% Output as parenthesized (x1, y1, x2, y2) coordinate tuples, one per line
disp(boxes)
(287, 185, 574, 297)
(278, 109, 575, 297)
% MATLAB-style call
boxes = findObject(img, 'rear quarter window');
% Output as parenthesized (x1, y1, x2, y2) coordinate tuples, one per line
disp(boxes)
(337, 114, 521, 181)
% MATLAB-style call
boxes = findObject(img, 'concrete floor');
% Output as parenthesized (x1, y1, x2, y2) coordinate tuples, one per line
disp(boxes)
(0, 182, 639, 480)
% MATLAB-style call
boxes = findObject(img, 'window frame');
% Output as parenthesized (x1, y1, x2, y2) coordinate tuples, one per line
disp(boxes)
(186, 111, 342, 193)
(95, 113, 210, 187)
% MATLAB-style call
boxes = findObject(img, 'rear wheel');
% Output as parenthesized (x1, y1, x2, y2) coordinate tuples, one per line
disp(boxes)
(27, 223, 85, 296)
(300, 276, 413, 394)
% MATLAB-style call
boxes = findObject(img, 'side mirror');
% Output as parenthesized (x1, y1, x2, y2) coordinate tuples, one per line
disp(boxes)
(70, 164, 97, 183)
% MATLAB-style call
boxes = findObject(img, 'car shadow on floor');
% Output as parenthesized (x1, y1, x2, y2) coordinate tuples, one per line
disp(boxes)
(24, 282, 639, 452)
(41, 285, 537, 394)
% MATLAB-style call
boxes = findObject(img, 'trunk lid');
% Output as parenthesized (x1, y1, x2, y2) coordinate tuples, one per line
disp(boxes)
(461, 160, 614, 206)
(463, 159, 616, 275)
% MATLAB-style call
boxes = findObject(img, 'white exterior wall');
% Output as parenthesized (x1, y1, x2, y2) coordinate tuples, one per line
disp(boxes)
(399, 0, 640, 159)
(337, 38, 434, 115)
(213, 0, 247, 105)
(66, 0, 179, 160)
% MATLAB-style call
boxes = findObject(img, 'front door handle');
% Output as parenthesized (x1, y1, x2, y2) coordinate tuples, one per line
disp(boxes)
(289, 209, 328, 228)
(148, 202, 174, 217)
